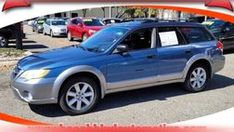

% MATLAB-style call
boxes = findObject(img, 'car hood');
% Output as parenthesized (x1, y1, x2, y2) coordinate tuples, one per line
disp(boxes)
(85, 26, 105, 31)
(18, 45, 98, 70)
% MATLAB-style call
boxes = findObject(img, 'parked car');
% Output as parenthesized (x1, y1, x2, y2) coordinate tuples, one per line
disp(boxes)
(102, 18, 122, 25)
(11, 21, 225, 115)
(67, 18, 105, 41)
(0, 23, 25, 47)
(202, 19, 234, 50)
(32, 18, 46, 33)
(122, 18, 158, 23)
(43, 19, 67, 37)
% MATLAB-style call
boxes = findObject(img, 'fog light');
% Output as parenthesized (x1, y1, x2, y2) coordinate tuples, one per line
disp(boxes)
(22, 91, 33, 100)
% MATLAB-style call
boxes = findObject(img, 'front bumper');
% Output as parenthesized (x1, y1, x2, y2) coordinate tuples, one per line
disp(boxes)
(53, 31, 67, 36)
(11, 76, 57, 104)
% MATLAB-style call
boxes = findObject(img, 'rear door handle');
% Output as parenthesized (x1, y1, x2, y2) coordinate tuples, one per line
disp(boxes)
(185, 50, 192, 54)
(146, 55, 156, 59)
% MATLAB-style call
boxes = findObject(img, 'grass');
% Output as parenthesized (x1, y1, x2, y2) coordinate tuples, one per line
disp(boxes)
(0, 48, 26, 57)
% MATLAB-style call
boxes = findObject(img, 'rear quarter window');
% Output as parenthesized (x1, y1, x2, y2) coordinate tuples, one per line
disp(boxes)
(179, 27, 214, 43)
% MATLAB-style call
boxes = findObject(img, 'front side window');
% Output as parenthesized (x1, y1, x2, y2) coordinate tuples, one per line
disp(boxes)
(180, 27, 214, 43)
(80, 27, 129, 52)
(120, 28, 153, 51)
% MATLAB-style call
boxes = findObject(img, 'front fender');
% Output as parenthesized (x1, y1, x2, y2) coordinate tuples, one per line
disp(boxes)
(51, 65, 107, 102)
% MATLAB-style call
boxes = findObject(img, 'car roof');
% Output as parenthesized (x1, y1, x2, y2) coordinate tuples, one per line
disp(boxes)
(111, 21, 204, 30)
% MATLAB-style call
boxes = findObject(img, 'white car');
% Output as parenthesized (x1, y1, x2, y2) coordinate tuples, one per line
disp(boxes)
(43, 19, 67, 37)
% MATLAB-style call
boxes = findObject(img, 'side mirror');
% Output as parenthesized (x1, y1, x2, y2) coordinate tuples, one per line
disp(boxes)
(116, 44, 129, 54)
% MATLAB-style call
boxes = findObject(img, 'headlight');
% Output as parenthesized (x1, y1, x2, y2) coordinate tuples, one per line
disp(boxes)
(88, 29, 96, 34)
(20, 69, 50, 80)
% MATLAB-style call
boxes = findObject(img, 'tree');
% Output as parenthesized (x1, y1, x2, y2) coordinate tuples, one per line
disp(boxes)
(101, 7, 105, 18)
(82, 9, 88, 17)
(15, 23, 23, 50)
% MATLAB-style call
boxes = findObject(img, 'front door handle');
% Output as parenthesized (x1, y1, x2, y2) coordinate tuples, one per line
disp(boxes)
(146, 55, 156, 59)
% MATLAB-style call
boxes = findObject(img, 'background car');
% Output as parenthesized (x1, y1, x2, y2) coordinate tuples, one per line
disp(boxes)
(32, 18, 47, 33)
(43, 19, 67, 37)
(0, 23, 25, 47)
(102, 18, 122, 25)
(67, 17, 105, 41)
(202, 19, 234, 50)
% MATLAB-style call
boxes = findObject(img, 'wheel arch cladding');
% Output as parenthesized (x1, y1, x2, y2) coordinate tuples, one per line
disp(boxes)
(188, 59, 212, 79)
(52, 65, 107, 102)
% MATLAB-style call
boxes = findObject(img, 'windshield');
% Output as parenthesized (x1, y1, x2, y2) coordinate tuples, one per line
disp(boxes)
(202, 20, 225, 29)
(83, 19, 104, 26)
(80, 27, 129, 52)
(52, 20, 66, 25)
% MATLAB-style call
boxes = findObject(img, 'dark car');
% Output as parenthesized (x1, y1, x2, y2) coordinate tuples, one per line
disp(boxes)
(122, 18, 158, 23)
(102, 18, 122, 25)
(32, 18, 47, 33)
(202, 19, 234, 50)
(0, 23, 25, 47)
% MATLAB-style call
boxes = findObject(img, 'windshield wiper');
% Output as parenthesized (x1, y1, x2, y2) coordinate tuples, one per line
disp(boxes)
(78, 45, 87, 51)
(86, 47, 100, 52)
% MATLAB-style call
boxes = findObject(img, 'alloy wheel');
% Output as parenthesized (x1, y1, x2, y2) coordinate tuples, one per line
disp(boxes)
(65, 82, 94, 111)
(190, 67, 207, 90)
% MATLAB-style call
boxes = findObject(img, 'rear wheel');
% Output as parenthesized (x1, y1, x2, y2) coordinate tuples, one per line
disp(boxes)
(183, 64, 209, 92)
(59, 77, 100, 115)
(67, 31, 73, 41)
(0, 35, 8, 47)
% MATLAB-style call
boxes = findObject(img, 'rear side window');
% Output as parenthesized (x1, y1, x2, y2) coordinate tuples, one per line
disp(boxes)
(158, 27, 186, 47)
(179, 27, 214, 43)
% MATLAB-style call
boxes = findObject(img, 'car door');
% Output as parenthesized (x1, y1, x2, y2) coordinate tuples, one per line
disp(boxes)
(106, 28, 158, 89)
(156, 26, 194, 82)
(44, 20, 49, 34)
(68, 19, 78, 37)
(220, 23, 234, 50)
(75, 19, 84, 39)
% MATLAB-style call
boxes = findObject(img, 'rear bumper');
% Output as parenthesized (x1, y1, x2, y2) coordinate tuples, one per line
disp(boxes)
(212, 54, 225, 73)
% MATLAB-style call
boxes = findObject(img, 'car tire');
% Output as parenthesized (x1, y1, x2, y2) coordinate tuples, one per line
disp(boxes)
(183, 64, 209, 92)
(59, 76, 100, 115)
(67, 31, 73, 41)
(50, 30, 54, 38)
(0, 35, 8, 48)
(82, 33, 88, 41)
(43, 30, 46, 35)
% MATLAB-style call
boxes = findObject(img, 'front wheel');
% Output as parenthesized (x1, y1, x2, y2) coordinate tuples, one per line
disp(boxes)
(0, 35, 8, 47)
(50, 30, 54, 38)
(59, 77, 100, 115)
(82, 33, 88, 41)
(183, 65, 209, 92)
(67, 31, 73, 41)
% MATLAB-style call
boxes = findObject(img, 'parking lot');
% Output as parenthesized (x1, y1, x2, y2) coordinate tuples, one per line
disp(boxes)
(8, 25, 78, 53)
(0, 23, 233, 125)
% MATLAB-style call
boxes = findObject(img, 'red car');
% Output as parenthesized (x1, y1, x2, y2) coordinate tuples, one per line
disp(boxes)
(67, 18, 105, 41)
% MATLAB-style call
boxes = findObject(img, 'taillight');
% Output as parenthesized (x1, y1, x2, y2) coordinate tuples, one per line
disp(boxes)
(217, 41, 223, 53)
